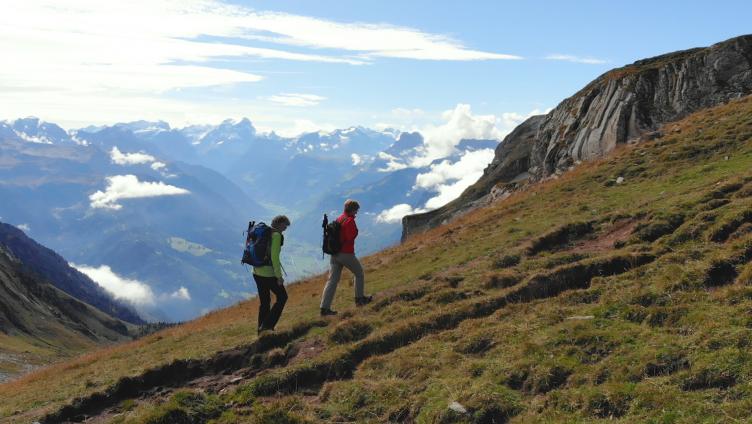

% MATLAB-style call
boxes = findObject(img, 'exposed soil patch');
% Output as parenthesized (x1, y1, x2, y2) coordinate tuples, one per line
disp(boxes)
(288, 338, 327, 366)
(526, 221, 595, 255)
(571, 220, 637, 253)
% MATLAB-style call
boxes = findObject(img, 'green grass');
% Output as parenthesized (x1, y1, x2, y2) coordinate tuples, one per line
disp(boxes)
(3, 96, 752, 423)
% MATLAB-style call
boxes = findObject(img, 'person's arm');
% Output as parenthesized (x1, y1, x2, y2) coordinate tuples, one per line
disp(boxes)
(270, 232, 283, 280)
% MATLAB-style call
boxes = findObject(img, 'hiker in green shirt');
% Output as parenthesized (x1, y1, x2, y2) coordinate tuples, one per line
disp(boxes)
(253, 215, 290, 333)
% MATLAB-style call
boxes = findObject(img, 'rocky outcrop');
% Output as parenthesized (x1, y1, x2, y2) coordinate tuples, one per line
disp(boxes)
(403, 34, 752, 240)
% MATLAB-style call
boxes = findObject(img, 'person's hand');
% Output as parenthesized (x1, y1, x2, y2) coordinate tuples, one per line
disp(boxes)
(277, 277, 284, 286)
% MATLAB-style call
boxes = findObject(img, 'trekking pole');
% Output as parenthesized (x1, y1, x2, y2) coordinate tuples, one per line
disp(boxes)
(321, 213, 328, 259)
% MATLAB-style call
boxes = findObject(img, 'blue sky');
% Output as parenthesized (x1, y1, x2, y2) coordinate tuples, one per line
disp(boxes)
(1, 0, 751, 136)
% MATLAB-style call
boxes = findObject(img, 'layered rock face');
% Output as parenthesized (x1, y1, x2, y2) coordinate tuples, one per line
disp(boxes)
(403, 34, 752, 240)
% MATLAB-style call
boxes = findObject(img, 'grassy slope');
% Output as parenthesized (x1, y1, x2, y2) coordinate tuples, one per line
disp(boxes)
(3, 96, 752, 422)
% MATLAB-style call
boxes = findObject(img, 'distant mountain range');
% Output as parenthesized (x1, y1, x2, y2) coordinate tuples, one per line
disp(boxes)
(0, 116, 499, 321)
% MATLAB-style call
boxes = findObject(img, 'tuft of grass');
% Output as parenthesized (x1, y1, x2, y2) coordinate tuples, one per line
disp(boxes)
(492, 253, 521, 269)
(329, 321, 373, 344)
(526, 221, 594, 255)
(631, 212, 685, 243)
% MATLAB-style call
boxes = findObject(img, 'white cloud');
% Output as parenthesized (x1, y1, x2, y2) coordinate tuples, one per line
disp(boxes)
(377, 152, 410, 172)
(414, 149, 495, 190)
(414, 148, 496, 209)
(169, 286, 192, 301)
(266, 93, 326, 107)
(391, 108, 426, 119)
(89, 175, 190, 210)
(396, 104, 544, 166)
(376, 204, 427, 223)
(545, 54, 607, 65)
(151, 161, 167, 171)
(415, 104, 504, 164)
(0, 1, 518, 127)
(351, 153, 363, 166)
(16, 224, 31, 232)
(110, 147, 156, 165)
(275, 119, 336, 138)
(231, 11, 520, 61)
(73, 264, 155, 306)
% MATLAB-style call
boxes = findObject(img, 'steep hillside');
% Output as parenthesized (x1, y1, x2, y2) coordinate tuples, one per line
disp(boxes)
(0, 223, 142, 324)
(403, 34, 752, 237)
(0, 244, 135, 384)
(2, 91, 752, 422)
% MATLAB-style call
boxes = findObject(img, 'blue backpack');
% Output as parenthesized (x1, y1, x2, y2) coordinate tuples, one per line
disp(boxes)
(241, 221, 272, 267)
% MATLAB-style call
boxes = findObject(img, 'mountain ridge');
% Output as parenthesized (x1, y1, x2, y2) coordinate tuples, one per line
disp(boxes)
(402, 33, 752, 239)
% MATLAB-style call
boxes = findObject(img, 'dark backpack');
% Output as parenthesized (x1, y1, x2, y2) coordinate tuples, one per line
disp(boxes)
(322, 214, 342, 255)
(242, 221, 273, 266)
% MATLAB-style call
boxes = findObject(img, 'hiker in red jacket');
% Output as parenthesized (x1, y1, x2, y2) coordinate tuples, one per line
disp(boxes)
(320, 199, 372, 316)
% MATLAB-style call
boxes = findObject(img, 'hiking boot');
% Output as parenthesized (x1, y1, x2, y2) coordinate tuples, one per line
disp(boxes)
(355, 295, 373, 306)
(320, 308, 338, 316)
(258, 326, 273, 335)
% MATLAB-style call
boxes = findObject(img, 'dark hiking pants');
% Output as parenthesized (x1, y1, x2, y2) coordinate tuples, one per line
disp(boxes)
(253, 274, 288, 330)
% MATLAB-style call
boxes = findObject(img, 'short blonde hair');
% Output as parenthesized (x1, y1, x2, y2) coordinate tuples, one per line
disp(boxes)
(271, 215, 291, 228)
(344, 199, 360, 213)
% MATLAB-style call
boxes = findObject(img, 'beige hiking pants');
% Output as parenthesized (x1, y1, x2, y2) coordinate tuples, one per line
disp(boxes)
(320, 253, 365, 309)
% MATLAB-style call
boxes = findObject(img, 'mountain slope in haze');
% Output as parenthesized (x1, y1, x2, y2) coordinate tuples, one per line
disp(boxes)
(0, 130, 268, 321)
(403, 33, 752, 238)
(0, 223, 142, 325)
(5, 89, 752, 423)
(0, 233, 136, 383)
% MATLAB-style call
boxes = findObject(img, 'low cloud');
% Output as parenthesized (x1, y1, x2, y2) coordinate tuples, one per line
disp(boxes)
(376, 203, 427, 223)
(169, 287, 191, 301)
(415, 104, 503, 164)
(274, 119, 336, 138)
(110, 146, 156, 165)
(267, 93, 326, 107)
(377, 152, 409, 172)
(89, 175, 190, 210)
(16, 223, 31, 232)
(545, 54, 607, 65)
(414, 148, 496, 209)
(73, 264, 155, 306)
(151, 161, 167, 171)
(351, 153, 363, 166)
(407, 105, 543, 166)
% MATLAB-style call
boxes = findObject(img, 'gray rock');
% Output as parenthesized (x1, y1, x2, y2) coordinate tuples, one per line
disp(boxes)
(448, 401, 468, 414)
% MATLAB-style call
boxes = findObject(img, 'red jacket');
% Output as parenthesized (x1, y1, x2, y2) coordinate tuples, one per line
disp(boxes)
(337, 212, 358, 254)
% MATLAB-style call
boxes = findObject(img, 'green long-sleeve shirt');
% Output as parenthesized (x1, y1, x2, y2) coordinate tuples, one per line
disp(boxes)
(253, 231, 282, 278)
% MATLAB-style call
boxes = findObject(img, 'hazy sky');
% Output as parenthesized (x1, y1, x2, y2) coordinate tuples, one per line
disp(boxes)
(1, 0, 750, 135)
